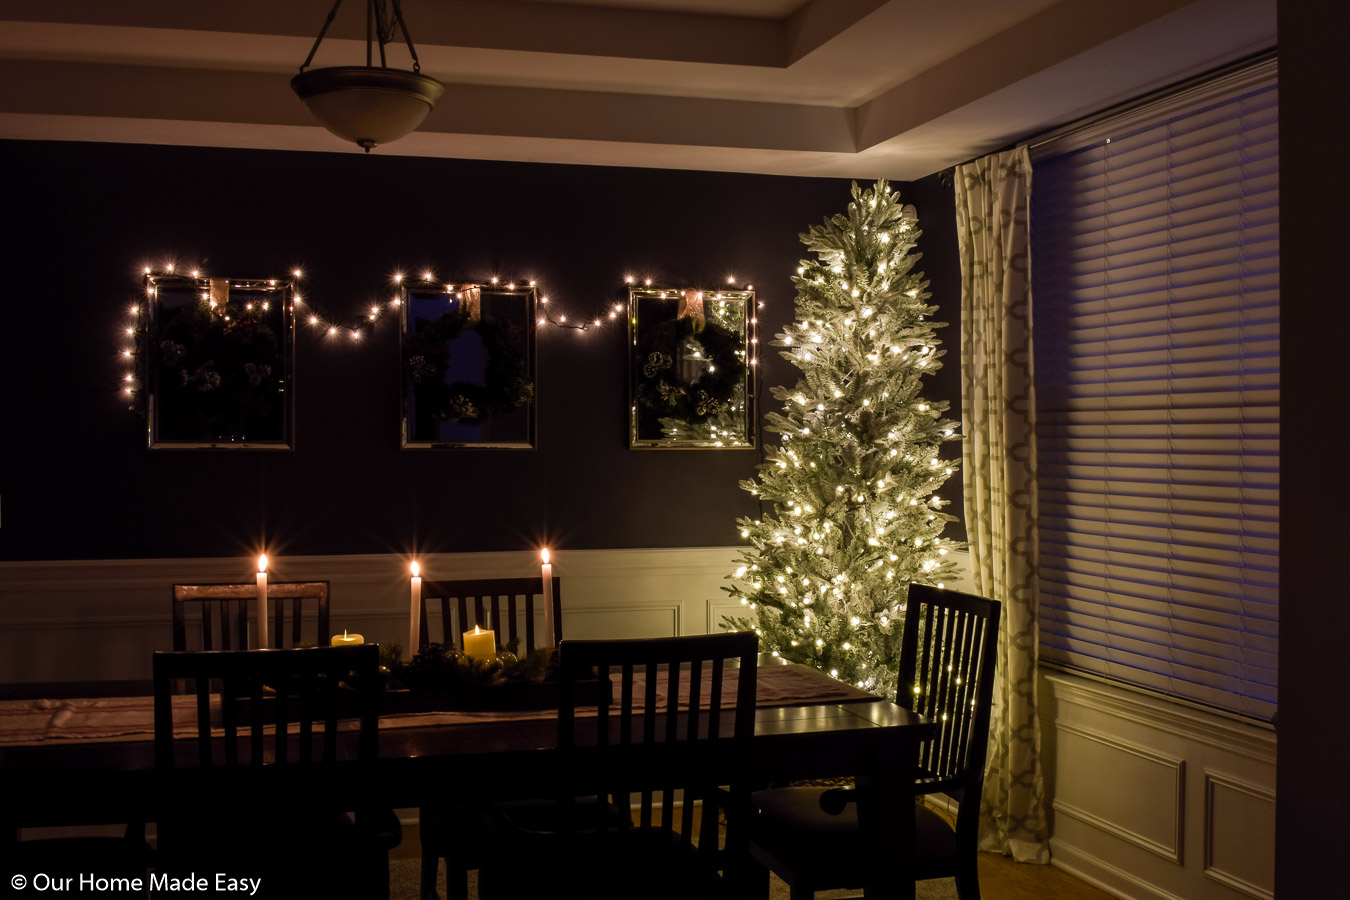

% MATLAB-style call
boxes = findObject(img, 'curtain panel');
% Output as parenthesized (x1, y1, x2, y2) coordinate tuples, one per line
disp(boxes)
(955, 145, 1050, 863)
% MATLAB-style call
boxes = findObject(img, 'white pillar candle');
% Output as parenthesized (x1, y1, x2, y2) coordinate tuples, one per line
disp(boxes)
(255, 555, 269, 650)
(410, 561, 422, 655)
(540, 548, 555, 649)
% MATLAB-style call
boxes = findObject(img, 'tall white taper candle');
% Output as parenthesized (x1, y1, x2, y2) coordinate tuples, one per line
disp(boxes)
(256, 555, 269, 649)
(540, 549, 555, 649)
(410, 561, 422, 655)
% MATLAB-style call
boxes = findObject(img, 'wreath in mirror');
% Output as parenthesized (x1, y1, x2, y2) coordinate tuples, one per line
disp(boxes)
(635, 315, 746, 423)
(404, 305, 533, 425)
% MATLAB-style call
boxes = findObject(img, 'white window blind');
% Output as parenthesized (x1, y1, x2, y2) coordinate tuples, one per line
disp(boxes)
(1030, 59, 1278, 720)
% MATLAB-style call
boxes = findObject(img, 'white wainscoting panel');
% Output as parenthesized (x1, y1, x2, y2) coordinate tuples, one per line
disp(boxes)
(0, 547, 745, 683)
(0, 546, 976, 684)
(1052, 723, 1184, 863)
(1203, 771, 1275, 900)
(1041, 670, 1276, 900)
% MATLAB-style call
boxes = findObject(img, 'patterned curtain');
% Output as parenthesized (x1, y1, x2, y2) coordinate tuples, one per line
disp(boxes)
(955, 145, 1050, 863)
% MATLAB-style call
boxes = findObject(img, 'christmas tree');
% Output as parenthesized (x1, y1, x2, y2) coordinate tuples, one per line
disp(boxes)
(724, 179, 963, 700)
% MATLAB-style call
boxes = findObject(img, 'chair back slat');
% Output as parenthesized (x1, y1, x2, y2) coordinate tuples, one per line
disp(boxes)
(250, 678, 265, 766)
(196, 680, 212, 767)
(221, 676, 239, 766)
(553, 632, 758, 876)
(171, 582, 330, 652)
(418, 576, 561, 655)
(900, 584, 1001, 792)
(152, 645, 379, 773)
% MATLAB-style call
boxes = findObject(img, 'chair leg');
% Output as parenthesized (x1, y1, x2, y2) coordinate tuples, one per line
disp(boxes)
(953, 855, 981, 900)
(419, 850, 440, 900)
(447, 864, 470, 900)
(742, 854, 772, 900)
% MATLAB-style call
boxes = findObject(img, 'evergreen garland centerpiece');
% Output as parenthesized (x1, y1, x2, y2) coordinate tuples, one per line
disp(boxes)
(724, 180, 963, 700)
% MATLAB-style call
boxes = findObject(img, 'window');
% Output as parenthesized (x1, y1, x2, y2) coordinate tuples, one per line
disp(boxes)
(1031, 58, 1277, 720)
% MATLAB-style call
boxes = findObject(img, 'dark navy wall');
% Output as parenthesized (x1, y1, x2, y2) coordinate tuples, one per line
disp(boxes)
(0, 141, 962, 561)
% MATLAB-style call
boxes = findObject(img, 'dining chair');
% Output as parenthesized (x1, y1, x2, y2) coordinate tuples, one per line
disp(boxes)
(171, 580, 331, 650)
(746, 584, 1001, 899)
(417, 575, 561, 654)
(475, 631, 760, 900)
(417, 576, 560, 900)
(151, 644, 399, 899)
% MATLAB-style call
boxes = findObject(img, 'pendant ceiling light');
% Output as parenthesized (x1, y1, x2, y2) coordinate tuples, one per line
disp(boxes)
(291, 0, 444, 152)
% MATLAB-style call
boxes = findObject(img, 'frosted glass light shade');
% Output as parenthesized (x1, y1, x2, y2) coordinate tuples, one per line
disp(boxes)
(291, 66, 444, 151)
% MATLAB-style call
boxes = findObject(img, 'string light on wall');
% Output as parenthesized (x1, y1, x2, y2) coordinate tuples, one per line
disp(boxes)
(624, 275, 763, 369)
(525, 277, 627, 333)
(124, 264, 303, 410)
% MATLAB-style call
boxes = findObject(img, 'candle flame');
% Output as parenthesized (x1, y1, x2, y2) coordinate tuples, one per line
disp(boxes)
(541, 548, 550, 565)
(411, 561, 420, 578)
(473, 625, 482, 635)
(343, 630, 349, 639)
(258, 554, 268, 574)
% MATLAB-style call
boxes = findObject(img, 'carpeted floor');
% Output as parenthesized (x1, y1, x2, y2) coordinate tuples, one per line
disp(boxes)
(389, 858, 959, 899)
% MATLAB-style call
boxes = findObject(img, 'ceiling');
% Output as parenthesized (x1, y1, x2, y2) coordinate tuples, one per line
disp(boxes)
(0, 0, 1275, 180)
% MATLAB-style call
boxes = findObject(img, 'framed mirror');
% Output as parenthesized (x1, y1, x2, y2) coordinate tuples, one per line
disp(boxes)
(145, 272, 295, 449)
(629, 287, 757, 449)
(401, 281, 537, 449)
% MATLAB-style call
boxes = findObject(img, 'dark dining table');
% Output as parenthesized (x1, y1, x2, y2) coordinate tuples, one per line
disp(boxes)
(0, 659, 934, 899)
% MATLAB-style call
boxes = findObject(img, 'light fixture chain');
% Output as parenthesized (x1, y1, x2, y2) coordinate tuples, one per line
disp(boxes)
(389, 0, 423, 73)
(298, 0, 347, 73)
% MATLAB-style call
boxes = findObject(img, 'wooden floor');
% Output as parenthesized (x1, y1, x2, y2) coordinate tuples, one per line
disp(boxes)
(399, 818, 1117, 900)
(976, 851, 1114, 900)
(927, 801, 1115, 900)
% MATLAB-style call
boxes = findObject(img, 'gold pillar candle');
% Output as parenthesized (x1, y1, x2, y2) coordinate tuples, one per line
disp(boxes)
(462, 625, 496, 662)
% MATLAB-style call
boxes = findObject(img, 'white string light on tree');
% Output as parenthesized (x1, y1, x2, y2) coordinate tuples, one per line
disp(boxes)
(722, 180, 964, 701)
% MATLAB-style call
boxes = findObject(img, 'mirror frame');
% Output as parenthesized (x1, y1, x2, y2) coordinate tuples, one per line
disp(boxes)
(627, 286, 758, 450)
(400, 280, 538, 449)
(144, 271, 296, 450)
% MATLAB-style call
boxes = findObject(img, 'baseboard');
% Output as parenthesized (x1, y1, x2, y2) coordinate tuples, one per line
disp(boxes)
(1051, 838, 1187, 900)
